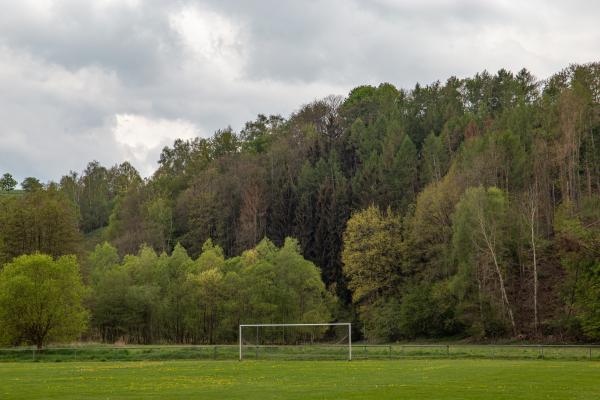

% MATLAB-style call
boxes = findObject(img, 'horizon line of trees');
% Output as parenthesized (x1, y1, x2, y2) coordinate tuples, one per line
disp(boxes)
(1, 62, 599, 344)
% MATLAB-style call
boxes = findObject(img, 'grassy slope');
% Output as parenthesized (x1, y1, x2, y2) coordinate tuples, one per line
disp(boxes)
(0, 190, 24, 198)
(1, 359, 599, 400)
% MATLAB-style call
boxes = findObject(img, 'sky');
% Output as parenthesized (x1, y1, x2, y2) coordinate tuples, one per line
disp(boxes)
(0, 0, 598, 183)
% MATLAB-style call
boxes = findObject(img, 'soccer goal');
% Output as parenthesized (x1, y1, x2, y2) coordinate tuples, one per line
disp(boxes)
(239, 323, 352, 361)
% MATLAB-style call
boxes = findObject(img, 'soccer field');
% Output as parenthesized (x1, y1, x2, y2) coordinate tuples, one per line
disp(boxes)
(1, 359, 599, 400)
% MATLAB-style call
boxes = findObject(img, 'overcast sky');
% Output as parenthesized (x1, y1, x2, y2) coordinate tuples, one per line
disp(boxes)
(1, 0, 598, 183)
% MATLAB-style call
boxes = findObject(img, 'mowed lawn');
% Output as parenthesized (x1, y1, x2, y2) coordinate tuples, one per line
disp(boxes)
(1, 359, 599, 400)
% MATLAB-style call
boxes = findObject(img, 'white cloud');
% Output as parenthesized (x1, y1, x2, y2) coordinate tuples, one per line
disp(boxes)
(113, 114, 200, 176)
(0, 45, 122, 182)
(0, 45, 119, 106)
(169, 4, 244, 79)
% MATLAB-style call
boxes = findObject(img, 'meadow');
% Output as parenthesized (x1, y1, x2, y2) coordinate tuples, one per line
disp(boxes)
(1, 359, 599, 400)
(1, 344, 598, 362)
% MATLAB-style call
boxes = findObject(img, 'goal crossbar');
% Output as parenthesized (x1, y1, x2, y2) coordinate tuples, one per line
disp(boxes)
(239, 323, 352, 361)
(240, 323, 350, 327)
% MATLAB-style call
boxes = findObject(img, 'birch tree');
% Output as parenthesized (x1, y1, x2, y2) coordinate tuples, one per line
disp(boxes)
(453, 186, 516, 335)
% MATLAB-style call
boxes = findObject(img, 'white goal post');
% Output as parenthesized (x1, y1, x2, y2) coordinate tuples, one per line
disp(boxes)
(239, 323, 352, 361)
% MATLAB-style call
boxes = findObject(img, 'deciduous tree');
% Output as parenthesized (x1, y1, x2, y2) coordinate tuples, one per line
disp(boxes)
(0, 254, 88, 348)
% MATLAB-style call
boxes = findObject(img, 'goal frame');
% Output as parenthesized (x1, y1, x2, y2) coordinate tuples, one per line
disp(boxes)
(239, 323, 352, 361)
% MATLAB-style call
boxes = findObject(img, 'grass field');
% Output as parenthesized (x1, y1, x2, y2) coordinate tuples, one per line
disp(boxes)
(0, 189, 24, 198)
(1, 359, 599, 399)
(2, 344, 599, 362)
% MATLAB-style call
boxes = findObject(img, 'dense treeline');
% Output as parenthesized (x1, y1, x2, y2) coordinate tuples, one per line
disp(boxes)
(88, 238, 332, 344)
(0, 63, 599, 344)
(0, 240, 332, 347)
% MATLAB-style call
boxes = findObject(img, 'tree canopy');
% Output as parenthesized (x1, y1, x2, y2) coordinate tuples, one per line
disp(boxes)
(0, 254, 88, 348)
(1, 63, 600, 344)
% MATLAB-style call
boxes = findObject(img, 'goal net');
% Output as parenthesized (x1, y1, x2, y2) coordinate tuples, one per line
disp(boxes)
(239, 323, 352, 361)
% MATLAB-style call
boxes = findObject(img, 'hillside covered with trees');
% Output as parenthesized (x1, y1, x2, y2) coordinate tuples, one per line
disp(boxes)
(1, 63, 599, 345)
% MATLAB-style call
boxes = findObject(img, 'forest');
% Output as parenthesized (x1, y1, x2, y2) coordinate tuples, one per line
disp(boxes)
(0, 62, 599, 346)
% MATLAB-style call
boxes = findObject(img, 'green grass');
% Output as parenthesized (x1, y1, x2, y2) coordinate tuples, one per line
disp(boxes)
(0, 189, 24, 198)
(1, 344, 599, 362)
(0, 359, 599, 399)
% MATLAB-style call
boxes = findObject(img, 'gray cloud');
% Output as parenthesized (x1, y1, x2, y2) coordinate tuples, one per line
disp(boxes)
(0, 0, 598, 183)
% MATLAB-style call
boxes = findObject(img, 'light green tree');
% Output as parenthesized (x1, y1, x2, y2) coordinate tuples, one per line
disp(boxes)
(188, 268, 225, 344)
(342, 206, 404, 305)
(0, 254, 88, 348)
(405, 171, 462, 280)
(90, 245, 160, 343)
(342, 206, 404, 339)
(88, 242, 120, 282)
(156, 243, 193, 342)
(193, 239, 226, 272)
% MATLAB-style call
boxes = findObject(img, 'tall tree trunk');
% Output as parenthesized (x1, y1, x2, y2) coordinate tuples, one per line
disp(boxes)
(477, 212, 517, 335)
(530, 200, 539, 334)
